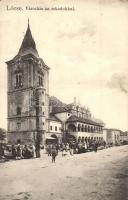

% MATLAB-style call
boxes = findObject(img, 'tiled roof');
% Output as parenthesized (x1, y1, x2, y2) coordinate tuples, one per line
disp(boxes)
(48, 114, 62, 122)
(49, 96, 69, 113)
(52, 106, 71, 113)
(49, 96, 104, 126)
(66, 115, 104, 126)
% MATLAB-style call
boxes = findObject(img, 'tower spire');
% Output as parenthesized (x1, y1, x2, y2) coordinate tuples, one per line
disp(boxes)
(28, 18, 29, 27)
(17, 19, 39, 57)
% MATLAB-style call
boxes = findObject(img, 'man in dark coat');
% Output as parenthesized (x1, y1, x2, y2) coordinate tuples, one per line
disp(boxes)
(12, 145, 17, 159)
(51, 145, 57, 163)
(94, 142, 98, 152)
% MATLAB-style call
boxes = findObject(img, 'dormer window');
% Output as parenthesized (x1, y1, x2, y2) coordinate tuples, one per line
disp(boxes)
(15, 73, 23, 88)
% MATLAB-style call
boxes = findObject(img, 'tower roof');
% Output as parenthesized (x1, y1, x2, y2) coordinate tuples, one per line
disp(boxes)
(18, 21, 39, 57)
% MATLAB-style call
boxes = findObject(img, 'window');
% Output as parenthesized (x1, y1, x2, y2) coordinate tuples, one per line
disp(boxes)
(91, 126, 94, 133)
(30, 95, 33, 106)
(81, 125, 84, 132)
(85, 125, 87, 132)
(38, 74, 44, 86)
(17, 107, 21, 115)
(50, 126, 52, 130)
(17, 122, 21, 129)
(15, 73, 23, 88)
(78, 124, 81, 132)
(55, 126, 57, 131)
(88, 126, 90, 132)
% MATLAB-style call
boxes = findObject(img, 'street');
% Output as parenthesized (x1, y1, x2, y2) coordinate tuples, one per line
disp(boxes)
(0, 145, 128, 200)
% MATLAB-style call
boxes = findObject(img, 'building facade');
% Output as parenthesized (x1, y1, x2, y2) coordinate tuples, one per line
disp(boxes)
(45, 114, 62, 144)
(66, 116, 104, 142)
(50, 96, 105, 143)
(120, 131, 128, 143)
(6, 22, 49, 144)
(6, 22, 105, 145)
(103, 128, 121, 145)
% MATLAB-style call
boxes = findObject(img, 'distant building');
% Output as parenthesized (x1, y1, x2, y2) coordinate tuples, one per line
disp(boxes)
(120, 131, 128, 143)
(103, 128, 121, 145)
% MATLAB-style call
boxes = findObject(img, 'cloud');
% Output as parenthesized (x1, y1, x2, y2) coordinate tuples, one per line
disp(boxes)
(57, 21, 96, 39)
(108, 72, 128, 94)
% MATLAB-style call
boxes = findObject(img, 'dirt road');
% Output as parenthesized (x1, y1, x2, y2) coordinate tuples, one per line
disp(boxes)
(0, 145, 128, 200)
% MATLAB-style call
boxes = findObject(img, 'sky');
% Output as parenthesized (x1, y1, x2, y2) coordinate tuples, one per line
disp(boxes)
(0, 0, 128, 131)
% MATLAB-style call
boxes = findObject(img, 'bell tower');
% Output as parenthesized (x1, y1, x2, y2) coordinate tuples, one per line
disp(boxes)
(6, 21, 50, 144)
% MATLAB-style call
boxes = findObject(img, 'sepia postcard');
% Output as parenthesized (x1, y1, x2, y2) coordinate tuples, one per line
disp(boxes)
(0, 0, 128, 200)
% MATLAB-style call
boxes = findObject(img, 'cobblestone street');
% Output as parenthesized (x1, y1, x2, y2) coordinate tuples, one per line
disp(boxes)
(0, 145, 128, 200)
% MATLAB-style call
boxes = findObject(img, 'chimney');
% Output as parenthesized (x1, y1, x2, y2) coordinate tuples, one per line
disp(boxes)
(73, 97, 76, 105)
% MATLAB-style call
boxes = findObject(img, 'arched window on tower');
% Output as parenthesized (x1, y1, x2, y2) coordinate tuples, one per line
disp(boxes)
(38, 74, 44, 86)
(19, 74, 22, 86)
(15, 73, 23, 88)
(17, 107, 21, 115)
(16, 74, 18, 86)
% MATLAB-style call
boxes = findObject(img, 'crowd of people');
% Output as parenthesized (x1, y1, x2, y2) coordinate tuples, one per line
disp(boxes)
(0, 139, 107, 163)
(11, 144, 35, 159)
(45, 140, 107, 162)
(0, 142, 41, 160)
